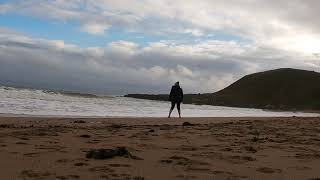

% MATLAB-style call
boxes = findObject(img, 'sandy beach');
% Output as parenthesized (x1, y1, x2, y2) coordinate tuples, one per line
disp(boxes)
(0, 116, 320, 180)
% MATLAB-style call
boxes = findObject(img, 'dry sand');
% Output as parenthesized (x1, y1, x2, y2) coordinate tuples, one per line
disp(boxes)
(0, 116, 320, 180)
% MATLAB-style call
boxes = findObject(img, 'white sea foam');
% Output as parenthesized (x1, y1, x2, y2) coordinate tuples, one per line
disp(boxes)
(0, 86, 318, 117)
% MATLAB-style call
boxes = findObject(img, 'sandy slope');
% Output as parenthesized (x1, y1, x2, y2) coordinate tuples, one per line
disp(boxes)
(0, 116, 320, 180)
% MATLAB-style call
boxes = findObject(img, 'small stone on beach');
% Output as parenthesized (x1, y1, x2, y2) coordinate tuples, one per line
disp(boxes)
(182, 122, 194, 126)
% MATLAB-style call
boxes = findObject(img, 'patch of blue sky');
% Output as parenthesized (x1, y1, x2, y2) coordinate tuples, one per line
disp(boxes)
(207, 33, 243, 42)
(103, 27, 165, 47)
(160, 31, 248, 45)
(0, 0, 14, 3)
(0, 13, 165, 47)
(0, 13, 248, 48)
(0, 14, 83, 44)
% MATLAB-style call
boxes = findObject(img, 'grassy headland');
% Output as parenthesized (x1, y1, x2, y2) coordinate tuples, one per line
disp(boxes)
(125, 68, 320, 111)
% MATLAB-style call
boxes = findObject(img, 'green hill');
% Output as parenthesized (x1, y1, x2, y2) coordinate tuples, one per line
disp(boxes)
(125, 68, 320, 110)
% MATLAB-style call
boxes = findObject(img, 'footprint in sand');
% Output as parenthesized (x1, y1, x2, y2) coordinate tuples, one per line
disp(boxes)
(16, 141, 28, 145)
(23, 152, 41, 157)
(160, 155, 210, 167)
(56, 158, 70, 163)
(108, 163, 131, 167)
(288, 166, 312, 170)
(88, 166, 115, 173)
(256, 167, 282, 173)
(74, 162, 89, 166)
(176, 175, 197, 179)
(56, 175, 80, 179)
(79, 134, 91, 138)
(20, 170, 52, 179)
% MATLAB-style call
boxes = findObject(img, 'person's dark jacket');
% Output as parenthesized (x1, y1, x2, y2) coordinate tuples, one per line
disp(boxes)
(169, 85, 183, 102)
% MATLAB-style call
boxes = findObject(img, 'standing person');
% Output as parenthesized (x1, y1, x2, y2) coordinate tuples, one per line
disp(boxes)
(168, 81, 183, 118)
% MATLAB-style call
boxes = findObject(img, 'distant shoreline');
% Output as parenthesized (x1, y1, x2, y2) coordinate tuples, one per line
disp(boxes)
(1, 85, 319, 117)
(124, 94, 320, 114)
(0, 113, 319, 118)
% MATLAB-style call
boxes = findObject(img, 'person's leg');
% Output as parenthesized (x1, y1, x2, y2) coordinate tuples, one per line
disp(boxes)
(168, 101, 175, 118)
(177, 102, 181, 118)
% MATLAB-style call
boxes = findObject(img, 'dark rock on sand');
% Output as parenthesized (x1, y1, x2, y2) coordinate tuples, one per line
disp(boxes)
(79, 134, 91, 138)
(86, 147, 142, 160)
(0, 124, 15, 128)
(256, 167, 282, 173)
(74, 120, 86, 123)
(110, 124, 123, 129)
(74, 162, 88, 166)
(182, 122, 194, 126)
(133, 176, 145, 180)
(252, 136, 260, 142)
(245, 146, 257, 153)
(160, 159, 173, 164)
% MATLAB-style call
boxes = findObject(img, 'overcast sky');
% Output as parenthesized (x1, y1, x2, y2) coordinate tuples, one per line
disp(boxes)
(0, 0, 320, 94)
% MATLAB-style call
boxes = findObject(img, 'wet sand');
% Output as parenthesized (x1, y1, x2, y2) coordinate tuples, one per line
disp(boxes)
(0, 116, 320, 179)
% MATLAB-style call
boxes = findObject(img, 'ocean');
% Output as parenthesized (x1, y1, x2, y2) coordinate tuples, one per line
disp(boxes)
(0, 86, 318, 117)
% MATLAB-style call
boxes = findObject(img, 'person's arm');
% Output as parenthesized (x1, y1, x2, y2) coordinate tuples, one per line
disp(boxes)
(181, 88, 184, 102)
(169, 87, 173, 101)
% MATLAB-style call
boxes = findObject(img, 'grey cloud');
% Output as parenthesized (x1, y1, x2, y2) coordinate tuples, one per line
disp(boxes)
(1, 0, 320, 94)
(0, 31, 318, 95)
(3, 0, 320, 53)
(1, 0, 320, 54)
